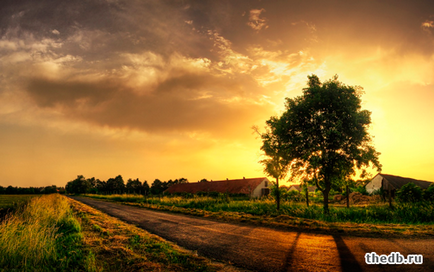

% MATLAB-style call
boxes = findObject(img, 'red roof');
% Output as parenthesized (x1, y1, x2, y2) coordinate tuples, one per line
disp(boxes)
(165, 177, 269, 195)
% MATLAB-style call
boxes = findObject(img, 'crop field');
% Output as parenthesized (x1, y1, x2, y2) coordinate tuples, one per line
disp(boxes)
(0, 195, 39, 220)
(0, 195, 38, 209)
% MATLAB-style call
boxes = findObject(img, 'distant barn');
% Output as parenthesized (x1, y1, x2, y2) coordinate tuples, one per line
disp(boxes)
(365, 173, 433, 194)
(164, 177, 271, 198)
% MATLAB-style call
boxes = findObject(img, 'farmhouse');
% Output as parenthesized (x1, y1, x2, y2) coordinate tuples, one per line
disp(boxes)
(288, 184, 317, 192)
(365, 173, 434, 194)
(165, 177, 271, 198)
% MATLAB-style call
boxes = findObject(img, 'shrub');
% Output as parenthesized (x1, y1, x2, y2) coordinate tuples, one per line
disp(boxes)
(352, 185, 368, 195)
(424, 184, 434, 202)
(284, 190, 304, 202)
(396, 182, 423, 203)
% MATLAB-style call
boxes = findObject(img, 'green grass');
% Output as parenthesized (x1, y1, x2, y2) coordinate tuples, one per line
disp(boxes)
(85, 194, 434, 225)
(0, 194, 92, 271)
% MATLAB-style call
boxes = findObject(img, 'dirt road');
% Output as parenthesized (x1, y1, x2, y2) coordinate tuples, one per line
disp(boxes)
(71, 196, 434, 272)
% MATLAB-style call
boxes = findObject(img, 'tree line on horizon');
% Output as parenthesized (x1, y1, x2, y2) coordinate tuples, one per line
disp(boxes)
(65, 175, 206, 195)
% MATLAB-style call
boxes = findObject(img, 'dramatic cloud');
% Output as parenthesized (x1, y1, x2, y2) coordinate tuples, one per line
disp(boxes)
(422, 21, 434, 28)
(1, 0, 434, 186)
(247, 9, 268, 32)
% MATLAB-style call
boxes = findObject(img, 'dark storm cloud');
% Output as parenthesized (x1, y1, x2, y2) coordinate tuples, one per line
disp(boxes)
(25, 73, 269, 134)
(0, 0, 215, 59)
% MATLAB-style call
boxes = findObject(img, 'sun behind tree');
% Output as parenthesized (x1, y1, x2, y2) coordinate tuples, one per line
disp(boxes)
(259, 74, 382, 213)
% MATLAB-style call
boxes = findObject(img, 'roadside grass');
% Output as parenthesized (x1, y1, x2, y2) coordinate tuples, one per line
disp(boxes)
(83, 194, 434, 238)
(69, 198, 234, 272)
(0, 194, 89, 271)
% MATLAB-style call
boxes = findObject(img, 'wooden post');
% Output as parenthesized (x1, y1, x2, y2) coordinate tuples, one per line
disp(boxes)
(346, 185, 350, 208)
(388, 185, 393, 209)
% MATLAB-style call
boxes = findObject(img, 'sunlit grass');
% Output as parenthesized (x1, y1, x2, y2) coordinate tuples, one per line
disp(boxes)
(0, 194, 87, 271)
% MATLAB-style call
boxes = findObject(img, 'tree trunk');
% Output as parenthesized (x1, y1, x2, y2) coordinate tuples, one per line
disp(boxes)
(323, 181, 330, 214)
(388, 187, 393, 209)
(276, 177, 280, 211)
(305, 186, 309, 207)
(346, 185, 350, 208)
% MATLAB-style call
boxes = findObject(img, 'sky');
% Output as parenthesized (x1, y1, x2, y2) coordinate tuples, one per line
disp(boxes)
(1, 0, 434, 187)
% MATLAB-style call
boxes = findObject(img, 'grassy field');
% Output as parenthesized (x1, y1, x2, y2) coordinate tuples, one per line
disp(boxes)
(0, 194, 231, 271)
(0, 194, 38, 209)
(0, 195, 40, 223)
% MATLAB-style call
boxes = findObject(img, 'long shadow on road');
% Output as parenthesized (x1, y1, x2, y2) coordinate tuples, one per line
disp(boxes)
(333, 235, 363, 272)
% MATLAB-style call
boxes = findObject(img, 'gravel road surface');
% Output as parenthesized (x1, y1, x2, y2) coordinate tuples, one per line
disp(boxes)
(71, 196, 434, 272)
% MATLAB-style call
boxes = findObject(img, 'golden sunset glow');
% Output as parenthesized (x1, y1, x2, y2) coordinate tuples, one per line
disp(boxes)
(1, 1, 434, 187)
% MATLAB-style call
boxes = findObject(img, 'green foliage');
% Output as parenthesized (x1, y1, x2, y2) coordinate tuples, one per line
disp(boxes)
(396, 183, 423, 203)
(352, 185, 368, 195)
(150, 179, 165, 195)
(281, 190, 304, 202)
(66, 175, 92, 194)
(424, 184, 434, 202)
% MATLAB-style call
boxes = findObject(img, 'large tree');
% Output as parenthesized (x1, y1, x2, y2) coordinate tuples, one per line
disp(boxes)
(264, 75, 381, 213)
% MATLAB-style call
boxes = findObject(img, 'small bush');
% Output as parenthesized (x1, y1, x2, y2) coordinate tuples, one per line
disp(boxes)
(352, 185, 368, 195)
(424, 184, 434, 202)
(396, 183, 423, 203)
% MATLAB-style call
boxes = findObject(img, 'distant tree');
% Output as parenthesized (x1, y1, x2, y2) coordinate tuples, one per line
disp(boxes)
(66, 175, 91, 194)
(106, 175, 125, 194)
(178, 177, 188, 183)
(0, 186, 4, 194)
(142, 180, 150, 195)
(126, 178, 142, 194)
(5, 186, 17, 194)
(151, 179, 164, 195)
(198, 178, 209, 183)
(43, 185, 58, 194)
(96, 179, 107, 194)
(260, 75, 381, 213)
(167, 179, 175, 187)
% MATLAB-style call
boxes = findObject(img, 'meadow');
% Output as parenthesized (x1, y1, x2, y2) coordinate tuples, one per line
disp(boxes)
(85, 194, 434, 225)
